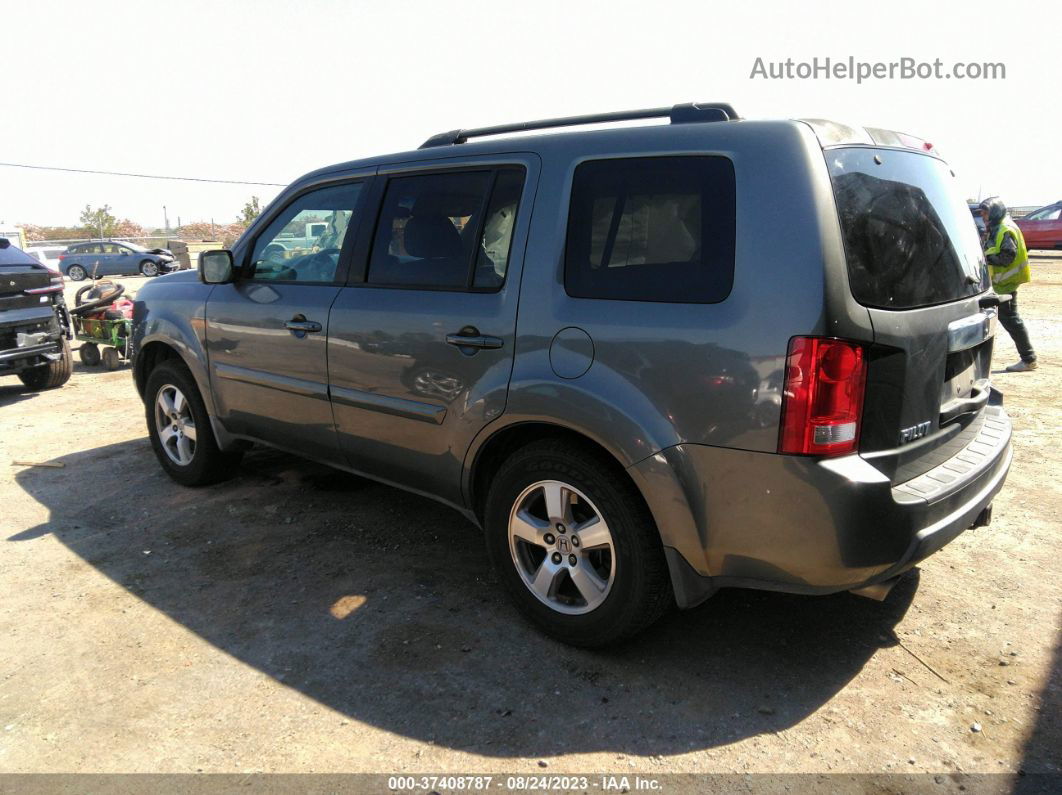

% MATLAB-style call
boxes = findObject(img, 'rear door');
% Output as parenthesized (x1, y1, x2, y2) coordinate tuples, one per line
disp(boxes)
(827, 146, 997, 483)
(327, 156, 537, 504)
(74, 244, 103, 277)
(205, 176, 371, 463)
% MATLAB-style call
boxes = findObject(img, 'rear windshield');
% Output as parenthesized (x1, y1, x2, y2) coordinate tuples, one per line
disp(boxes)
(0, 240, 41, 267)
(828, 148, 987, 310)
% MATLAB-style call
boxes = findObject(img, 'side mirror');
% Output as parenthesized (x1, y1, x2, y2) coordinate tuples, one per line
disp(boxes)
(199, 250, 235, 284)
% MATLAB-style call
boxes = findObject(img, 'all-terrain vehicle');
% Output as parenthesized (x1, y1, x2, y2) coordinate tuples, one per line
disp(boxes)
(71, 280, 134, 370)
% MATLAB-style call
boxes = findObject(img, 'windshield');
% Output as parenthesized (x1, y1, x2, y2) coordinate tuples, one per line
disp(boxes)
(121, 241, 150, 252)
(828, 148, 988, 310)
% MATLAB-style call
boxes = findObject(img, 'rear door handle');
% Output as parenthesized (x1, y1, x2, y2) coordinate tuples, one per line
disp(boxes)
(446, 333, 503, 351)
(285, 316, 322, 336)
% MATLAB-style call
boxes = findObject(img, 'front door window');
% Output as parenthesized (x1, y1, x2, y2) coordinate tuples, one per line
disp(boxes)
(249, 183, 364, 283)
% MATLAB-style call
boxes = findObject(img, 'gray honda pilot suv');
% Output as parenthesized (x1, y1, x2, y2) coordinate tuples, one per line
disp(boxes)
(132, 104, 1011, 646)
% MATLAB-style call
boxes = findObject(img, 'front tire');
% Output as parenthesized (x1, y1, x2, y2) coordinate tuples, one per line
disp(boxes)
(139, 260, 159, 277)
(145, 361, 242, 486)
(484, 439, 673, 647)
(67, 265, 87, 281)
(18, 338, 73, 391)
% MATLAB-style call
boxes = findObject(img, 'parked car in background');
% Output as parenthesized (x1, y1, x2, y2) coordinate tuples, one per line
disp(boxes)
(133, 106, 1011, 646)
(1015, 201, 1062, 250)
(0, 238, 72, 390)
(26, 245, 67, 271)
(59, 241, 177, 281)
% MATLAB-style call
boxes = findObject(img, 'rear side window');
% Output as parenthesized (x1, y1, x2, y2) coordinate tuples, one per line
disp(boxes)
(829, 148, 987, 309)
(474, 170, 524, 289)
(367, 167, 525, 291)
(564, 157, 736, 303)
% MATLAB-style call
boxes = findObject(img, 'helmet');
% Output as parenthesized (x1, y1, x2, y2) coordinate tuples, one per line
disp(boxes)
(978, 197, 1007, 226)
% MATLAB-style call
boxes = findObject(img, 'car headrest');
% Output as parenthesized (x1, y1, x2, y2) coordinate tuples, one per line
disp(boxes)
(404, 216, 462, 259)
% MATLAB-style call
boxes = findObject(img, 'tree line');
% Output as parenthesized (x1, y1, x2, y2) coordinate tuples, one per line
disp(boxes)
(21, 197, 263, 247)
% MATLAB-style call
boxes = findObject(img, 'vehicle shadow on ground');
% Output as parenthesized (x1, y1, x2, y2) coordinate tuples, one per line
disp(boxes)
(0, 382, 39, 407)
(70, 361, 132, 377)
(0, 362, 129, 407)
(1018, 629, 1061, 784)
(13, 439, 919, 758)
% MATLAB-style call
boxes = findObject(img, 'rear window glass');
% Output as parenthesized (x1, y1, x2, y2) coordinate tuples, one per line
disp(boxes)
(829, 148, 988, 309)
(368, 167, 525, 291)
(0, 241, 40, 266)
(564, 157, 735, 303)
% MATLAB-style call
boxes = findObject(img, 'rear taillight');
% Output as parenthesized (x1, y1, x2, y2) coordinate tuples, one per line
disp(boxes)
(58, 254, 67, 260)
(778, 337, 867, 457)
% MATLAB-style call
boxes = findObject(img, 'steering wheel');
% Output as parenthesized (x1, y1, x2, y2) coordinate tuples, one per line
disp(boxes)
(300, 247, 340, 281)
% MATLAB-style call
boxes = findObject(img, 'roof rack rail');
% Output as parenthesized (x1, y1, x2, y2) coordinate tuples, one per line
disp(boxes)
(419, 102, 740, 149)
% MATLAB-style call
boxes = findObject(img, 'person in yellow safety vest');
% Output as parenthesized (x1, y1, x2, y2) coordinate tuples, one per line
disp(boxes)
(979, 197, 1037, 372)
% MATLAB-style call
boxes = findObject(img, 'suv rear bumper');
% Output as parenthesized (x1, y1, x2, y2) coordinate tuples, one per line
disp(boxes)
(631, 406, 1012, 608)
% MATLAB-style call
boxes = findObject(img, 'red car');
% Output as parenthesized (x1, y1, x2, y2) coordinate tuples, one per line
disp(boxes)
(1015, 201, 1062, 250)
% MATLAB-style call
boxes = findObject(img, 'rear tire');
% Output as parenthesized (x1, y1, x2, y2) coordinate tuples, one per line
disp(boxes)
(18, 338, 73, 391)
(80, 342, 101, 366)
(145, 361, 242, 486)
(67, 265, 87, 281)
(484, 438, 673, 647)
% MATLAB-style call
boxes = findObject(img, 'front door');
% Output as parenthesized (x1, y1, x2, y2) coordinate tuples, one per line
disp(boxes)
(327, 159, 536, 504)
(98, 243, 125, 276)
(205, 178, 370, 463)
(114, 244, 137, 274)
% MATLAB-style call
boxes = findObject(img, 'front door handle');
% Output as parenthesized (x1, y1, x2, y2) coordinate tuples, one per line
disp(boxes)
(446, 331, 503, 351)
(285, 315, 322, 337)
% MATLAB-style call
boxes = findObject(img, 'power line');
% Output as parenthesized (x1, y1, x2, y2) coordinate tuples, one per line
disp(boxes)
(0, 161, 286, 187)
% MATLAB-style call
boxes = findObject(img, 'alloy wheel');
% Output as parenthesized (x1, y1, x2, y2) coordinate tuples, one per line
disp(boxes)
(154, 384, 197, 466)
(507, 480, 615, 615)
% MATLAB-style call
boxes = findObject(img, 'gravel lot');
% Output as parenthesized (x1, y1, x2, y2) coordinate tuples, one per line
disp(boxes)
(0, 259, 1059, 779)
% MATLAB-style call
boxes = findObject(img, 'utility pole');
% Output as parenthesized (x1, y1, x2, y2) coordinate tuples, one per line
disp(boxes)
(163, 205, 170, 231)
(211, 218, 216, 240)
(98, 215, 104, 241)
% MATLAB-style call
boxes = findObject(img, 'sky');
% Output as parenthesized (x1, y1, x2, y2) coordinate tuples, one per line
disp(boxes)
(2, 0, 1059, 231)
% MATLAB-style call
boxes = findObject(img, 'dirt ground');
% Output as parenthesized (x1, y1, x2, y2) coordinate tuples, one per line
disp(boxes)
(0, 260, 1059, 781)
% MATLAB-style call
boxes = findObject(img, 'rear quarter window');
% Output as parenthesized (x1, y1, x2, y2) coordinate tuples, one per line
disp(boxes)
(564, 156, 736, 303)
